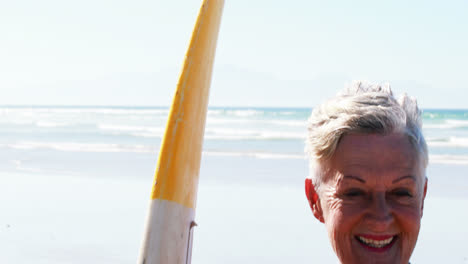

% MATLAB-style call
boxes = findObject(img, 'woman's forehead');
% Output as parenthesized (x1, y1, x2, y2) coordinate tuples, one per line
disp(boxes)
(327, 133, 424, 181)
(335, 133, 416, 161)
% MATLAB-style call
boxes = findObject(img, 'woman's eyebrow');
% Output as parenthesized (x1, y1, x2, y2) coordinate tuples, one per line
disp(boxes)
(392, 175, 416, 184)
(343, 175, 365, 183)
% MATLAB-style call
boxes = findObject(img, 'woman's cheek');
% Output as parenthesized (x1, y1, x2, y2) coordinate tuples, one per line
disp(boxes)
(324, 206, 359, 263)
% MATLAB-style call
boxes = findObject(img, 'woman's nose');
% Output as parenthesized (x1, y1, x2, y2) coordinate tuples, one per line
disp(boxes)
(364, 193, 394, 231)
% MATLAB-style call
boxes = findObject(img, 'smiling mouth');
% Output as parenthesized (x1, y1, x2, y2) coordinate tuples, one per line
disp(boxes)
(356, 235, 397, 250)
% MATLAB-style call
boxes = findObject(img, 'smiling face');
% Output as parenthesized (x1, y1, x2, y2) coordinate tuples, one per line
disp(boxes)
(307, 133, 427, 264)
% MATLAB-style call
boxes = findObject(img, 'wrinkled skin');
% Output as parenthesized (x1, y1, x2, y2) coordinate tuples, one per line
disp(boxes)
(306, 133, 427, 264)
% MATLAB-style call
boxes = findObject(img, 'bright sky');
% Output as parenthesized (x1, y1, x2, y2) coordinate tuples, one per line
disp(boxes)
(1, 0, 467, 108)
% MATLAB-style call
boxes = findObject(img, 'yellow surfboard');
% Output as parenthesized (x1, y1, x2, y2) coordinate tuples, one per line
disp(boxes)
(138, 0, 224, 263)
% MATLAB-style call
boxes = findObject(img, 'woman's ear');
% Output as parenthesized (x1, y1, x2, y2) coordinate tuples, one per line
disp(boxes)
(305, 178, 324, 223)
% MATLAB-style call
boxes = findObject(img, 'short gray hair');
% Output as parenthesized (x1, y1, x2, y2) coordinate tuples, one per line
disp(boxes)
(306, 81, 428, 186)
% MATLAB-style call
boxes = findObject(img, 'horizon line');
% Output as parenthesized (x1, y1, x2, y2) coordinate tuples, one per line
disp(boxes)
(0, 104, 467, 111)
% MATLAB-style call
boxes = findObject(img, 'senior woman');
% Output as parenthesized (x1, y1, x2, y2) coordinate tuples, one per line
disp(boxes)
(305, 81, 428, 264)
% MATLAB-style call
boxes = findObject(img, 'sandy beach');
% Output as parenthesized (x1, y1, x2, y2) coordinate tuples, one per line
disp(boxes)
(1, 151, 467, 264)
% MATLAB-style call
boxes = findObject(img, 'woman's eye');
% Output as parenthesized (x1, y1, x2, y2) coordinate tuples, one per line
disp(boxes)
(392, 189, 413, 197)
(344, 189, 364, 197)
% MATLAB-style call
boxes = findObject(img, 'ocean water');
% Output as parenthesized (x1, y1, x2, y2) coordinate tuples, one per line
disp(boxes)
(1, 106, 468, 166)
(1, 106, 467, 263)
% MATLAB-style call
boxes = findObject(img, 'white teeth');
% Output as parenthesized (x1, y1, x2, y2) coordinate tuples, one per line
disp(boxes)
(358, 236, 394, 248)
